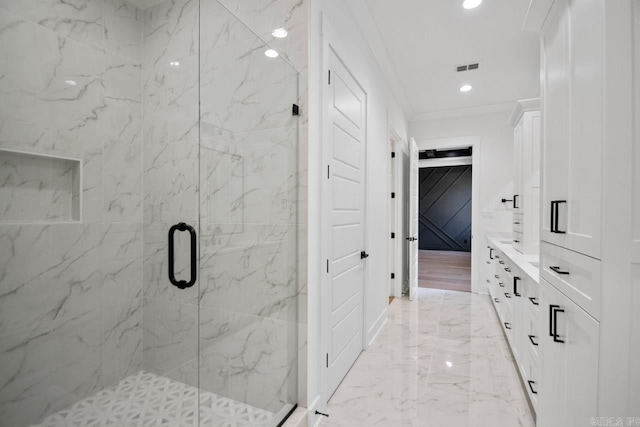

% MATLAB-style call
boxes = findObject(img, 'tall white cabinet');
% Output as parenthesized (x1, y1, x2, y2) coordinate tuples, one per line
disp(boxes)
(509, 99, 540, 256)
(526, 0, 638, 421)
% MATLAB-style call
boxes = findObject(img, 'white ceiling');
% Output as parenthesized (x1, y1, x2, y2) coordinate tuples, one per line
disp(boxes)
(362, 0, 540, 119)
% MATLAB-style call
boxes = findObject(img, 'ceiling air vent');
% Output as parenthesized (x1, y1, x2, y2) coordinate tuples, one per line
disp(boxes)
(456, 62, 480, 72)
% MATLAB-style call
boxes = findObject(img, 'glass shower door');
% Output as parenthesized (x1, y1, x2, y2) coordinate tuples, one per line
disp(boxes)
(198, 1, 299, 425)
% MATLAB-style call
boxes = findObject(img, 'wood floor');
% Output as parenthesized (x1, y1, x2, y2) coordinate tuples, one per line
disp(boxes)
(419, 249, 471, 293)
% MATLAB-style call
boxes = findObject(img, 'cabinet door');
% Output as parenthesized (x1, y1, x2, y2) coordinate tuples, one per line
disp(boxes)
(539, 279, 599, 425)
(540, 0, 570, 248)
(562, 0, 603, 259)
(513, 120, 524, 215)
(539, 279, 567, 426)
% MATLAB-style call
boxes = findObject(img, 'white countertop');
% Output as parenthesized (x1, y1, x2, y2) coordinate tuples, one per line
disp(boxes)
(487, 234, 540, 284)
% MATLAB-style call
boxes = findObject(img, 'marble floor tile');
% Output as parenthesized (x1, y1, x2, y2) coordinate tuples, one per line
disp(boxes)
(324, 288, 535, 427)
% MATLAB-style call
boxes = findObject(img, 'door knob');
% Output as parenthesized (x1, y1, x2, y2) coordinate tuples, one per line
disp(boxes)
(406, 237, 417, 241)
(360, 251, 370, 259)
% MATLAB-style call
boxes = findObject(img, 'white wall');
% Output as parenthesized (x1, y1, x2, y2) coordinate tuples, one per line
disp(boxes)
(410, 110, 515, 294)
(307, 0, 409, 420)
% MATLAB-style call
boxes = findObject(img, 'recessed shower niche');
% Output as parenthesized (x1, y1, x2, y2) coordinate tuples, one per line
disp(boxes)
(0, 149, 81, 223)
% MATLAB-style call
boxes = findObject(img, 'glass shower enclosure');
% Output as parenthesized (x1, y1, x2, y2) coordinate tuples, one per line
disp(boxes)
(0, 0, 299, 425)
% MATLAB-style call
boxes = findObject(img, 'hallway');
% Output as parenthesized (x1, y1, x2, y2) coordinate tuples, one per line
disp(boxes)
(323, 288, 535, 427)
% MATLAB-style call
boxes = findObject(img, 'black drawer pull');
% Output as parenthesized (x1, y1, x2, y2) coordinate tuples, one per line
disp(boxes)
(489, 248, 494, 259)
(513, 194, 519, 209)
(504, 322, 512, 329)
(499, 282, 505, 288)
(550, 305, 565, 343)
(504, 292, 511, 298)
(549, 266, 570, 275)
(529, 297, 539, 306)
(550, 200, 567, 234)
(494, 275, 500, 279)
(513, 276, 521, 297)
(499, 260, 505, 265)
(504, 267, 511, 272)
(528, 335, 538, 346)
(527, 380, 538, 394)
(494, 298, 500, 303)
(513, 239, 520, 243)
(514, 221, 521, 225)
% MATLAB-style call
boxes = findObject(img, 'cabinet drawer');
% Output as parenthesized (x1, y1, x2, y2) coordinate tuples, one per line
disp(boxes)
(512, 231, 524, 253)
(525, 304, 541, 359)
(524, 344, 540, 410)
(513, 215, 524, 233)
(540, 242, 601, 319)
(525, 278, 541, 316)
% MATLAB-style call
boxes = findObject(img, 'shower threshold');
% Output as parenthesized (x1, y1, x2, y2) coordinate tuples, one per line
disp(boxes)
(31, 371, 280, 427)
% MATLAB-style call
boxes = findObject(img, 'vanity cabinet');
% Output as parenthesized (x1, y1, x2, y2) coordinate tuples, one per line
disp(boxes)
(485, 241, 540, 411)
(509, 99, 540, 256)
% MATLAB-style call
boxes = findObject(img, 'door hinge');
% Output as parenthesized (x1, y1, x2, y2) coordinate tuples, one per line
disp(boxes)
(391, 273, 395, 279)
(326, 259, 329, 273)
(328, 70, 331, 85)
(292, 104, 299, 116)
(327, 165, 330, 179)
(391, 192, 396, 199)
(391, 151, 396, 158)
(326, 353, 329, 367)
(391, 232, 395, 239)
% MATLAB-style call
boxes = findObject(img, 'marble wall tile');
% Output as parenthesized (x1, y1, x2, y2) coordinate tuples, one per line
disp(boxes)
(198, 307, 297, 412)
(143, 139, 199, 223)
(0, 0, 104, 48)
(142, 298, 198, 384)
(102, 297, 143, 387)
(103, 136, 143, 223)
(0, 311, 103, 426)
(0, 10, 106, 135)
(199, 224, 297, 322)
(200, 36, 298, 134)
(143, 0, 198, 69)
(0, 224, 105, 335)
(104, 13, 142, 62)
(143, 57, 199, 145)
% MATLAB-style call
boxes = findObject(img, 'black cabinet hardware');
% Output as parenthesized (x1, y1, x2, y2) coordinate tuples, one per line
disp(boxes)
(513, 239, 520, 243)
(527, 380, 538, 394)
(529, 297, 539, 306)
(489, 248, 494, 259)
(494, 275, 500, 279)
(549, 304, 565, 343)
(528, 335, 539, 346)
(504, 267, 511, 272)
(501, 198, 513, 203)
(494, 298, 500, 303)
(514, 221, 521, 225)
(168, 222, 197, 290)
(360, 251, 370, 259)
(513, 277, 521, 297)
(499, 282, 505, 288)
(550, 200, 567, 234)
(504, 322, 512, 329)
(499, 260, 505, 265)
(495, 255, 500, 259)
(504, 292, 512, 298)
(550, 266, 570, 275)
(513, 194, 520, 209)
(406, 236, 417, 242)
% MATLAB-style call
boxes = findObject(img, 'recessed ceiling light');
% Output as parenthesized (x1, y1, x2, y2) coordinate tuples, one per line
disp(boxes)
(272, 28, 288, 38)
(265, 49, 279, 58)
(462, 0, 483, 9)
(169, 61, 180, 67)
(64, 80, 77, 86)
(446, 361, 453, 368)
(459, 84, 473, 92)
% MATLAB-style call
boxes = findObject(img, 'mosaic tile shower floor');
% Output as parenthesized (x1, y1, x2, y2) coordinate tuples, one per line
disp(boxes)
(31, 371, 276, 427)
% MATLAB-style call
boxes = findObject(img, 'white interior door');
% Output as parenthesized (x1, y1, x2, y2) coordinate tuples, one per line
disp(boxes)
(324, 46, 366, 396)
(408, 138, 419, 300)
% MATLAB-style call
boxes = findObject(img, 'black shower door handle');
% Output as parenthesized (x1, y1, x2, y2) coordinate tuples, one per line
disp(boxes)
(168, 222, 197, 289)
